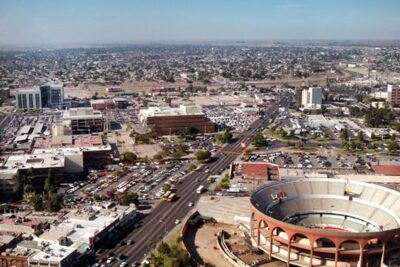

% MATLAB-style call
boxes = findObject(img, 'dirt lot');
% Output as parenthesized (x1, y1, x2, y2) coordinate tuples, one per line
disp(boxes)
(175, 94, 256, 106)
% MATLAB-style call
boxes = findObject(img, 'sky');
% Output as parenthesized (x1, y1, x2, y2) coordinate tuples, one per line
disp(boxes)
(0, 0, 400, 46)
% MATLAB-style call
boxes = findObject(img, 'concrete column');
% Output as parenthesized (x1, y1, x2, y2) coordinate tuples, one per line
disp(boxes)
(250, 214, 254, 238)
(359, 245, 364, 267)
(381, 243, 386, 266)
(335, 249, 339, 267)
(269, 230, 273, 261)
(310, 247, 314, 267)
(287, 241, 292, 267)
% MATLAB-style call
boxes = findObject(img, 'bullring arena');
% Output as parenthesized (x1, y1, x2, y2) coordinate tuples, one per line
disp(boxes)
(250, 178, 400, 267)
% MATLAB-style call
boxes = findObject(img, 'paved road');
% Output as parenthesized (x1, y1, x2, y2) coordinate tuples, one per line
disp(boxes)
(101, 94, 291, 266)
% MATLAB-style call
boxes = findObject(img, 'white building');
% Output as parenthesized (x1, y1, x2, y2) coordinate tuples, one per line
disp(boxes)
(301, 87, 323, 109)
(301, 89, 309, 107)
(16, 87, 42, 110)
(62, 107, 104, 134)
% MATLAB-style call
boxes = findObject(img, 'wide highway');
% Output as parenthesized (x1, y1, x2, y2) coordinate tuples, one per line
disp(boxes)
(102, 94, 291, 265)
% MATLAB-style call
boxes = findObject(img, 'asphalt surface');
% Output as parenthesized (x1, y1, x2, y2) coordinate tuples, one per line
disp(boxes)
(101, 94, 291, 266)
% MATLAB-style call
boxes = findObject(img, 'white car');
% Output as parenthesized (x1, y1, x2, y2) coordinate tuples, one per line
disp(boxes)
(106, 257, 115, 264)
(188, 202, 194, 207)
(175, 219, 181, 225)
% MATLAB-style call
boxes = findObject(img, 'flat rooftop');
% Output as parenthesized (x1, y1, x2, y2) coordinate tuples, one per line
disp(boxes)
(34, 135, 103, 149)
(18, 239, 76, 264)
(139, 104, 204, 120)
(3, 153, 64, 171)
(62, 107, 103, 120)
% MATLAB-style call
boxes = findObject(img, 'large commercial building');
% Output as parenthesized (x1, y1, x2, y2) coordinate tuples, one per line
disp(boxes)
(40, 83, 64, 109)
(301, 87, 323, 110)
(250, 178, 400, 267)
(295, 89, 303, 107)
(16, 87, 42, 110)
(0, 143, 111, 199)
(139, 105, 215, 136)
(62, 108, 104, 134)
(90, 99, 115, 110)
(233, 162, 281, 182)
(388, 84, 400, 108)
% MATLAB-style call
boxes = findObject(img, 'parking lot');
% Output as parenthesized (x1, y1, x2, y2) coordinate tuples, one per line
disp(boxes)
(0, 113, 54, 146)
(248, 151, 379, 171)
(204, 105, 259, 131)
(62, 160, 193, 208)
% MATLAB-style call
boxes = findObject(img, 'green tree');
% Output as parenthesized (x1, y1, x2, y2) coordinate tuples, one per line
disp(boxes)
(45, 192, 61, 212)
(24, 183, 34, 194)
(195, 150, 211, 162)
(120, 192, 139, 206)
(44, 169, 56, 194)
(388, 140, 399, 154)
(364, 108, 395, 127)
(215, 129, 232, 144)
(31, 194, 44, 211)
(220, 174, 230, 190)
(13, 173, 23, 199)
(357, 130, 364, 143)
(122, 152, 138, 164)
(252, 132, 267, 147)
(157, 242, 171, 256)
(187, 127, 199, 137)
(340, 129, 349, 141)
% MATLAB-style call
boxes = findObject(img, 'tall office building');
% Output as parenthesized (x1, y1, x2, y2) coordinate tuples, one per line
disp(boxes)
(301, 89, 309, 107)
(295, 89, 303, 107)
(301, 87, 323, 109)
(388, 84, 400, 107)
(16, 87, 42, 110)
(40, 83, 64, 109)
(139, 105, 215, 136)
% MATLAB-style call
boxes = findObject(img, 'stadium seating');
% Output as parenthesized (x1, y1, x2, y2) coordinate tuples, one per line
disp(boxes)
(251, 178, 400, 232)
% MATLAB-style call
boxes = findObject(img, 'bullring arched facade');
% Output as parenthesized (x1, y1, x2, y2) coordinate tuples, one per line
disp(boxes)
(249, 179, 400, 267)
(250, 208, 400, 267)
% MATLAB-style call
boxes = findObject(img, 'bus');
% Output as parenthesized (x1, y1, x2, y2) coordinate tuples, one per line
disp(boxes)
(196, 185, 205, 194)
(117, 181, 129, 190)
(167, 193, 176, 202)
(163, 191, 172, 200)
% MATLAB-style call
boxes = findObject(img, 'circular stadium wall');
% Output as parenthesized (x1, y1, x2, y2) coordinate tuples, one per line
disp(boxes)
(250, 178, 400, 267)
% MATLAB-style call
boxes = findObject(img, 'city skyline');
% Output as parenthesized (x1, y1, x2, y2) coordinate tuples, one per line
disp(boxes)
(1, 0, 400, 46)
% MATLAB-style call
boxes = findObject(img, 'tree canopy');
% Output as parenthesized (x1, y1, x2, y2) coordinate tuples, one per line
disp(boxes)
(195, 150, 211, 162)
(252, 132, 267, 147)
(215, 129, 232, 144)
(122, 151, 138, 164)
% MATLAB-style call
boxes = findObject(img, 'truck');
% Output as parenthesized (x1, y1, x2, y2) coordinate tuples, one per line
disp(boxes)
(167, 193, 176, 202)
(196, 185, 205, 194)
(163, 191, 172, 200)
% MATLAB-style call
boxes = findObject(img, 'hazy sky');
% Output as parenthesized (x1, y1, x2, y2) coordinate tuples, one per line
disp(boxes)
(1, 0, 400, 46)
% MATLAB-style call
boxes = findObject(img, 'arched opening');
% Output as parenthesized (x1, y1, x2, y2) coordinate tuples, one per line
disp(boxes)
(338, 240, 361, 267)
(291, 233, 311, 247)
(385, 236, 400, 266)
(257, 220, 269, 247)
(270, 227, 289, 260)
(313, 237, 337, 266)
(363, 238, 383, 267)
(290, 233, 311, 264)
(272, 226, 288, 241)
